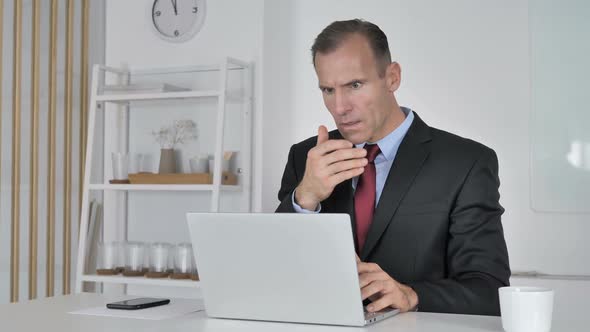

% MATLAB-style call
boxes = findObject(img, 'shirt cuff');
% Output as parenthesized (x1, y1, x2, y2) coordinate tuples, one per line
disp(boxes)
(291, 190, 321, 213)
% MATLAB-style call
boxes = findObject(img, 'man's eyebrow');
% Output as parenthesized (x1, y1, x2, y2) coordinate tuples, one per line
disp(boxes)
(340, 79, 365, 87)
(319, 79, 365, 90)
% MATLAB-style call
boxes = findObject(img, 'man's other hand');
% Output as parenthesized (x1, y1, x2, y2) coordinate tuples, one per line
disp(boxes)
(357, 259, 419, 313)
(294, 125, 367, 210)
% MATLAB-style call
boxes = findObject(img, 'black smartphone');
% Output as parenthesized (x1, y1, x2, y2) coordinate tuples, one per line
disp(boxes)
(106, 297, 170, 310)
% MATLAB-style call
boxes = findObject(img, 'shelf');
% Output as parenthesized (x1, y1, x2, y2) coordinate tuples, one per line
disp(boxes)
(102, 61, 248, 76)
(76, 58, 253, 293)
(81, 274, 200, 288)
(89, 184, 242, 191)
(96, 90, 220, 102)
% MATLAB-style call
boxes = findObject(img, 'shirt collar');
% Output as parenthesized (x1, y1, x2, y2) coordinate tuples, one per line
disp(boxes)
(355, 107, 415, 161)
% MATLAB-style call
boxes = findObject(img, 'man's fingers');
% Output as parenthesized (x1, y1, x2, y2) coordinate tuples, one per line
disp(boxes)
(368, 294, 380, 303)
(328, 167, 364, 187)
(366, 293, 401, 313)
(316, 125, 329, 146)
(356, 261, 383, 274)
(313, 139, 354, 156)
(354, 261, 414, 313)
(355, 254, 361, 263)
(361, 279, 397, 301)
(327, 158, 367, 175)
(323, 147, 367, 166)
(358, 271, 390, 288)
(361, 280, 385, 300)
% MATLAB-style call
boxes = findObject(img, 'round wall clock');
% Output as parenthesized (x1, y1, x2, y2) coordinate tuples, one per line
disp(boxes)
(151, 0, 206, 42)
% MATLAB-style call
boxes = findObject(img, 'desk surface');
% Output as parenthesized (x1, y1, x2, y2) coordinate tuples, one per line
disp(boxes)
(2, 293, 501, 332)
(2, 277, 588, 332)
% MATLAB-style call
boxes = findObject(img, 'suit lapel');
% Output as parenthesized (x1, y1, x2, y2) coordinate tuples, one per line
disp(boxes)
(326, 179, 353, 215)
(360, 113, 432, 260)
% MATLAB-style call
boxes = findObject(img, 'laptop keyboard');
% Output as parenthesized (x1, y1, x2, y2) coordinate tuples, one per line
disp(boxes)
(364, 310, 382, 320)
(363, 306, 396, 320)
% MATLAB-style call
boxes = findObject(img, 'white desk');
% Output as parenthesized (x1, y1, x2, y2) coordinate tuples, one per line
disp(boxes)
(2, 277, 588, 332)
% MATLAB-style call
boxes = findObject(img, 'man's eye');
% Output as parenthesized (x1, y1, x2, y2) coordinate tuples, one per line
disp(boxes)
(351, 81, 362, 89)
(321, 87, 334, 95)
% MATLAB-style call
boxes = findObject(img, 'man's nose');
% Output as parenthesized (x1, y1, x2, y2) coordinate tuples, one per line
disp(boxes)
(333, 90, 351, 115)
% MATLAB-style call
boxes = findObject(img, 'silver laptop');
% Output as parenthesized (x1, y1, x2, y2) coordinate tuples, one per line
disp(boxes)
(186, 213, 399, 326)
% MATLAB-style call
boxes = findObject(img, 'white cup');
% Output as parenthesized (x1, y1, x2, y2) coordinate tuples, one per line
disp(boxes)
(149, 242, 171, 273)
(97, 242, 119, 270)
(125, 241, 146, 272)
(174, 243, 194, 274)
(499, 286, 554, 332)
(189, 154, 209, 173)
(135, 153, 154, 173)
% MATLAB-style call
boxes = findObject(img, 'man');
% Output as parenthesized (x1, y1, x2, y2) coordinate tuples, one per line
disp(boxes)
(276, 19, 510, 316)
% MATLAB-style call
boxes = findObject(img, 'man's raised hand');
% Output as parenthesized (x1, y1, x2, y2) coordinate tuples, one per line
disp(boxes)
(294, 125, 367, 210)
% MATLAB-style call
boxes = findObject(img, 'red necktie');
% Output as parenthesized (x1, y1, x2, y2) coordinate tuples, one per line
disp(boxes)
(354, 144, 381, 252)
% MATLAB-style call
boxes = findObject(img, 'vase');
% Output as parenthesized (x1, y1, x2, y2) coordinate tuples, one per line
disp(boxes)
(158, 148, 176, 174)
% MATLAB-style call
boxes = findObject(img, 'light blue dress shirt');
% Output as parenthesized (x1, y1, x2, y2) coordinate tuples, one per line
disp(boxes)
(293, 107, 415, 212)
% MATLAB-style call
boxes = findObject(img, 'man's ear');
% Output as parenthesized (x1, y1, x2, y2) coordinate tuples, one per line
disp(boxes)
(386, 62, 401, 92)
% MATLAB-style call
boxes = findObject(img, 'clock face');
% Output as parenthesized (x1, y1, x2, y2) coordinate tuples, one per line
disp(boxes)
(152, 0, 206, 42)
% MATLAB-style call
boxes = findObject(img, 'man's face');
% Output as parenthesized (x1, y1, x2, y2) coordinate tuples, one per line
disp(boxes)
(314, 34, 400, 144)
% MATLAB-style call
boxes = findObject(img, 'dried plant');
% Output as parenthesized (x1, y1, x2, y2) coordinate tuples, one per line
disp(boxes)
(151, 119, 198, 149)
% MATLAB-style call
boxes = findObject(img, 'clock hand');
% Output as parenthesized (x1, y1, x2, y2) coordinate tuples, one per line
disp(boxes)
(171, 0, 178, 15)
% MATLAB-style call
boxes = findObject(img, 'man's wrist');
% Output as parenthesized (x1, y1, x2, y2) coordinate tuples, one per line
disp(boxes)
(294, 187, 319, 211)
(401, 284, 419, 311)
(291, 190, 321, 213)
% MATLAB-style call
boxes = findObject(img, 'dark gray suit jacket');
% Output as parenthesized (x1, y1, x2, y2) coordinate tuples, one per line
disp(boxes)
(275, 112, 510, 316)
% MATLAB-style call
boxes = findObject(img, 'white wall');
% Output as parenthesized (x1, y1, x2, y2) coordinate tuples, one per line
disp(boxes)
(262, 0, 589, 275)
(104, 0, 264, 222)
(261, 1, 295, 213)
(104, 0, 264, 296)
(102, 0, 588, 282)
